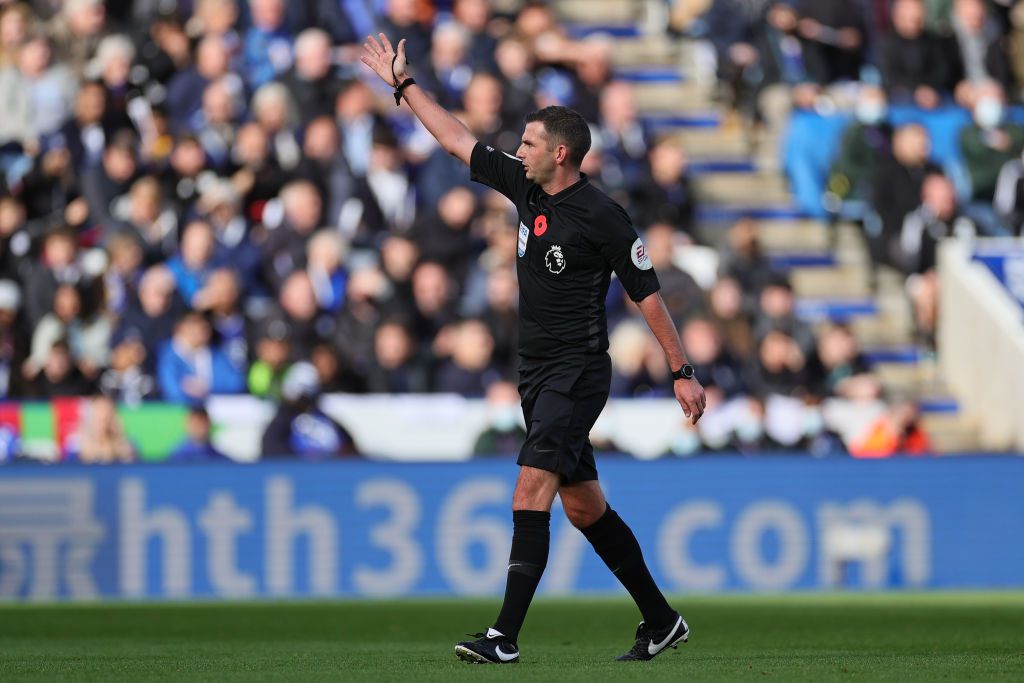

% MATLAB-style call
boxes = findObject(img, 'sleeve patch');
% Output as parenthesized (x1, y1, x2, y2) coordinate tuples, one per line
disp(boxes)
(630, 238, 652, 270)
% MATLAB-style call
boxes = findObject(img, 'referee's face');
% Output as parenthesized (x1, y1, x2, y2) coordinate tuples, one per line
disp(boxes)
(516, 121, 559, 185)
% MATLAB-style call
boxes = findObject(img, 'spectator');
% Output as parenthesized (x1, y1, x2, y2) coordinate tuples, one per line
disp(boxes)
(596, 81, 649, 193)
(828, 85, 894, 204)
(959, 81, 1024, 203)
(311, 342, 367, 394)
(477, 265, 519, 378)
(376, 0, 431, 68)
(0, 280, 25, 397)
(433, 318, 499, 396)
(334, 79, 381, 177)
(228, 121, 288, 222)
(411, 185, 478, 281)
(166, 34, 235, 133)
(90, 34, 134, 120)
(293, 115, 355, 228)
(897, 173, 977, 274)
(194, 77, 242, 168)
(277, 269, 335, 358)
(680, 317, 746, 400)
(453, 0, 499, 74)
(251, 81, 301, 170)
(156, 311, 246, 404)
(629, 137, 696, 235)
(849, 402, 931, 457)
(708, 276, 756, 360)
(240, 0, 293, 89)
(202, 268, 249, 369)
(102, 232, 144, 317)
(166, 220, 222, 308)
(278, 28, 346, 124)
(745, 328, 811, 398)
(58, 79, 124, 172)
(27, 339, 94, 398)
(404, 260, 457, 347)
(718, 218, 780, 301)
(80, 130, 138, 230)
(71, 394, 137, 464)
(26, 283, 110, 381)
(571, 38, 614, 125)
(753, 275, 816, 356)
(98, 337, 157, 405)
(115, 265, 182, 370)
(161, 134, 210, 219)
(950, 0, 1012, 93)
(247, 314, 292, 400)
(608, 319, 665, 398)
(261, 179, 322, 289)
(339, 127, 415, 243)
(108, 176, 179, 266)
(168, 406, 230, 462)
(871, 123, 942, 266)
(366, 317, 428, 393)
(196, 179, 263, 295)
(421, 22, 474, 110)
(472, 380, 527, 456)
(792, 0, 867, 85)
(261, 361, 359, 458)
(0, 35, 75, 146)
(882, 0, 954, 107)
(306, 230, 348, 313)
(48, 0, 107, 80)
(809, 324, 882, 400)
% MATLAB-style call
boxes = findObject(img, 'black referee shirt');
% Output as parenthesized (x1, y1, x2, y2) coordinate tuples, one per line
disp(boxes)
(470, 142, 661, 359)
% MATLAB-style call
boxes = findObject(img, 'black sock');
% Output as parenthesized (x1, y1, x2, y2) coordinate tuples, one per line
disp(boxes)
(492, 510, 550, 643)
(582, 505, 676, 630)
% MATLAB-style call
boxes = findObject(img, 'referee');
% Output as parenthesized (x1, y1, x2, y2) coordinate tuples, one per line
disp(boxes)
(362, 34, 706, 664)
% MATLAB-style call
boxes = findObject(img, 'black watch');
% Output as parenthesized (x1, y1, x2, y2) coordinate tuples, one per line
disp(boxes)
(671, 364, 695, 381)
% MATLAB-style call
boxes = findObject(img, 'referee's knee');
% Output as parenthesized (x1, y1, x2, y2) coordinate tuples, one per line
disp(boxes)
(563, 501, 604, 529)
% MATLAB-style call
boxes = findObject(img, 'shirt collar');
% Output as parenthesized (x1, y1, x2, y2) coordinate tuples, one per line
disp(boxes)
(545, 173, 589, 205)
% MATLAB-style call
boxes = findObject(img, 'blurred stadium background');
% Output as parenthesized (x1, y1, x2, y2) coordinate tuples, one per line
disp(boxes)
(0, 0, 1023, 627)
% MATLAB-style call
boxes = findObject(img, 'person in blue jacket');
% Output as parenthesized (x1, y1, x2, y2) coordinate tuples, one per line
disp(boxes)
(157, 311, 246, 404)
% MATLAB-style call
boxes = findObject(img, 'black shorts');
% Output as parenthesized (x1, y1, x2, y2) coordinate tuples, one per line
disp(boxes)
(517, 353, 612, 484)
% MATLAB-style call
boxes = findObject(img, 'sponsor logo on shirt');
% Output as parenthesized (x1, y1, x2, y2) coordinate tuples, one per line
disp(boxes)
(518, 221, 529, 257)
(631, 237, 652, 270)
(545, 245, 566, 274)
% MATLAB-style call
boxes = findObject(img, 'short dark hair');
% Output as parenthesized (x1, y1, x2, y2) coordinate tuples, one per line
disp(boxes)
(524, 106, 591, 168)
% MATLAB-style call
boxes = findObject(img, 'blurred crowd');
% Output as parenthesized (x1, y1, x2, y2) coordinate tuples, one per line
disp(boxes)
(693, 0, 1024, 344)
(0, 0, 943, 461)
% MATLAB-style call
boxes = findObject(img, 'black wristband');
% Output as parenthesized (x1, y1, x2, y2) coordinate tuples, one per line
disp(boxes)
(393, 77, 415, 106)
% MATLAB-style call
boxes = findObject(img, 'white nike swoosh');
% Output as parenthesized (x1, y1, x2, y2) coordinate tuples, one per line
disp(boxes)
(494, 645, 518, 662)
(648, 616, 684, 656)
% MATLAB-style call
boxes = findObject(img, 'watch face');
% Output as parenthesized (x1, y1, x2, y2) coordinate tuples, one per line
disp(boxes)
(682, 364, 694, 378)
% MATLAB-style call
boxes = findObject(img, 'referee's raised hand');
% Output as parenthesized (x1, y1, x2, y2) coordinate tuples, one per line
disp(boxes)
(361, 33, 408, 85)
(675, 375, 706, 425)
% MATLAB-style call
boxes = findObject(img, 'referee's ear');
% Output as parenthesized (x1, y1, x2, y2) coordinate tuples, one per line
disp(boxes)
(554, 143, 571, 167)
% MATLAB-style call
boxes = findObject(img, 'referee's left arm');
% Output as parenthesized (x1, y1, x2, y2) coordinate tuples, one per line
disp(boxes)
(637, 293, 707, 424)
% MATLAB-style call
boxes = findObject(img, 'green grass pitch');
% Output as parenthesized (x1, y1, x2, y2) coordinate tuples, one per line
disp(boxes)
(2, 594, 1023, 681)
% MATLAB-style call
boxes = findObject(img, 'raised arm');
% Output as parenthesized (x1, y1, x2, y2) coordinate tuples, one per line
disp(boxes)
(637, 292, 707, 424)
(361, 33, 476, 165)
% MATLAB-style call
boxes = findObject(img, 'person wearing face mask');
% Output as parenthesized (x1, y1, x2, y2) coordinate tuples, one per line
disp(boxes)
(828, 85, 893, 205)
(960, 81, 1024, 202)
(473, 380, 528, 456)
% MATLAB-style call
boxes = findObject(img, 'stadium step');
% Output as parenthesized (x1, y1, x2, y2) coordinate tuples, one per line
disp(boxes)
(557, 0, 641, 25)
(693, 172, 794, 206)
